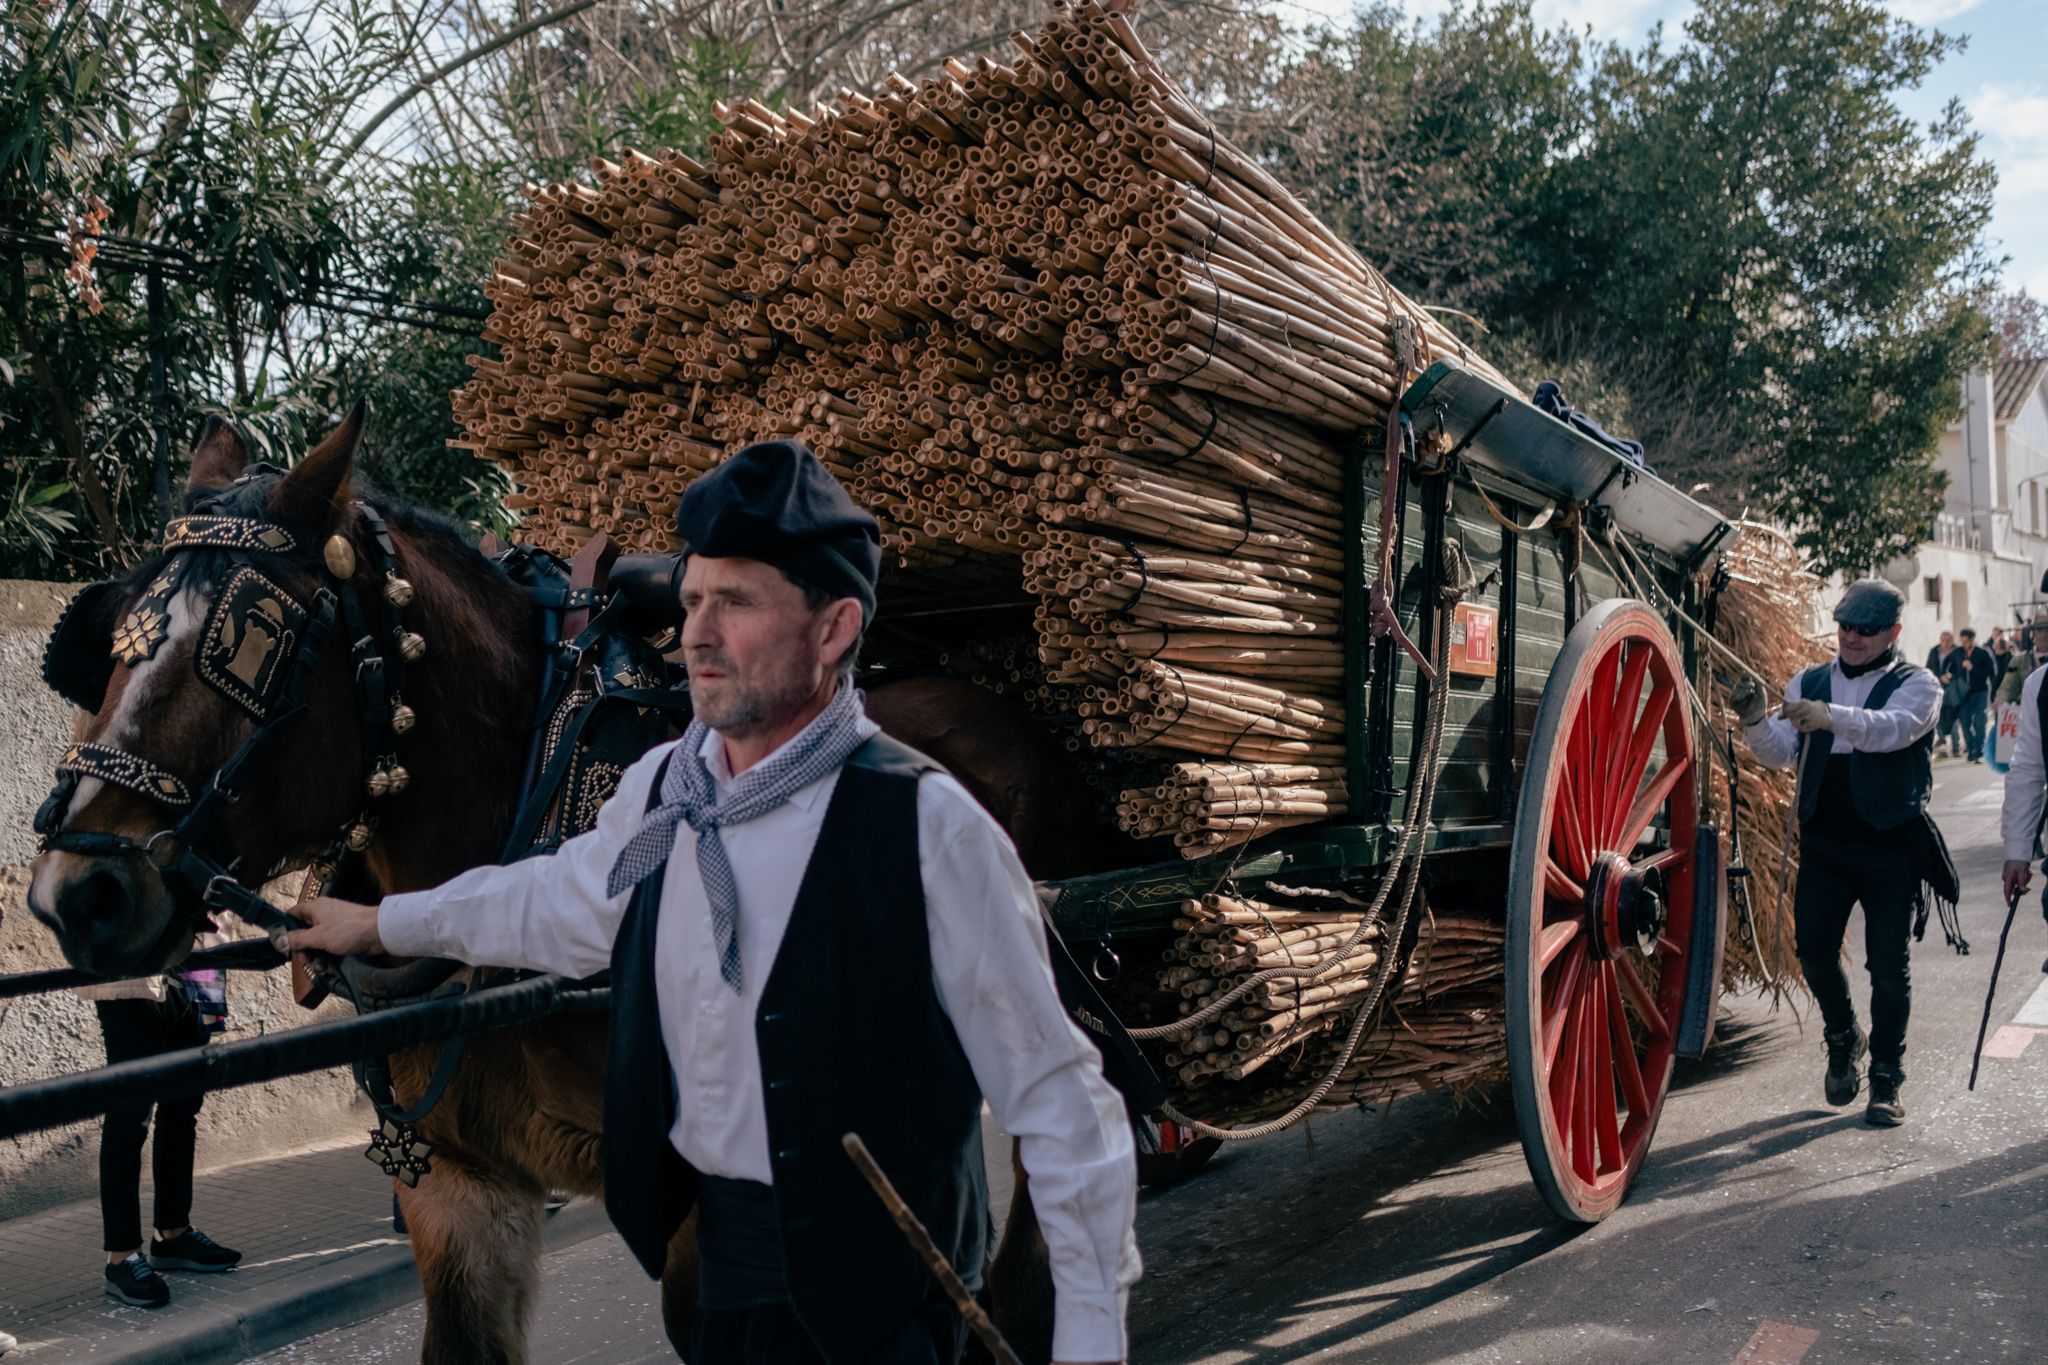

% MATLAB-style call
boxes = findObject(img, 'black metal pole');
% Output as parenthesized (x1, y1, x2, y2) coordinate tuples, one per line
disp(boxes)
(0, 975, 608, 1138)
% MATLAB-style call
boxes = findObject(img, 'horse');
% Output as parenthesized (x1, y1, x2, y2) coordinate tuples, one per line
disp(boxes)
(26, 412, 1104, 1363)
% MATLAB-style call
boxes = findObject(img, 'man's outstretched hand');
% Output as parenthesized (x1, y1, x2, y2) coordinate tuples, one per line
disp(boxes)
(2003, 860, 2033, 905)
(284, 896, 384, 958)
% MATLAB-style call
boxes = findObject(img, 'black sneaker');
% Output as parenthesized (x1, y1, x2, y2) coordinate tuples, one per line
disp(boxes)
(1866, 1064, 1906, 1127)
(149, 1227, 242, 1273)
(104, 1253, 170, 1308)
(1823, 1023, 1867, 1106)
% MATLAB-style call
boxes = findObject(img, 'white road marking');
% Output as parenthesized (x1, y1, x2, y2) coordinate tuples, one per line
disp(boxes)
(2011, 976, 2048, 1028)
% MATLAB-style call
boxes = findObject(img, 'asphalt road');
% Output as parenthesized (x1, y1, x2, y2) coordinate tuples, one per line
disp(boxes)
(252, 757, 2048, 1364)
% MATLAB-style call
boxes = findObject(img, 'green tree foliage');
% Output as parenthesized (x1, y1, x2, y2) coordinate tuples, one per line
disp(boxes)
(0, 0, 2010, 583)
(1236, 0, 1997, 576)
(0, 0, 404, 576)
(1545, 0, 1996, 574)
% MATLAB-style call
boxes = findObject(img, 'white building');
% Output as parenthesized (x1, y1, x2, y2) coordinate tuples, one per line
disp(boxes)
(1890, 356, 2048, 663)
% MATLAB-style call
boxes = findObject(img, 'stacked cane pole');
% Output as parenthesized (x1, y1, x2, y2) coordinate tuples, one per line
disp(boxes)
(455, 0, 1503, 859)
(1139, 891, 1506, 1122)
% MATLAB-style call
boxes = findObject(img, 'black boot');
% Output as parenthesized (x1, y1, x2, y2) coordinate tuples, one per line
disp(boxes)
(1824, 1023, 1867, 1106)
(1866, 1063, 1905, 1127)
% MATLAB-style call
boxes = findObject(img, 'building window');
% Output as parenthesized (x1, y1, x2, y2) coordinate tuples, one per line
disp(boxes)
(2034, 484, 2041, 533)
(1925, 576, 1942, 606)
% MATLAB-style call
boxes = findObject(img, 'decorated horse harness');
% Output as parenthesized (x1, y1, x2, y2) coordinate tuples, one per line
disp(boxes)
(35, 477, 425, 947)
(35, 472, 690, 1184)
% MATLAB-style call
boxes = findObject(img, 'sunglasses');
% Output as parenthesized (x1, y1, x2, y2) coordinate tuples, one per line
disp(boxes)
(1838, 623, 1892, 638)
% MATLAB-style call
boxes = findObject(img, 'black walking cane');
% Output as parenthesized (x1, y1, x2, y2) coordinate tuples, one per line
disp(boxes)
(1967, 885, 2026, 1091)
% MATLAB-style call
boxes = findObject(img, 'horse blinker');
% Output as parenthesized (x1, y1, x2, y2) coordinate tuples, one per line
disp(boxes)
(40, 580, 124, 712)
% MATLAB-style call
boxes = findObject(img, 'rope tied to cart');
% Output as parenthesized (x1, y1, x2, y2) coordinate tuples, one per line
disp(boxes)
(1130, 537, 1473, 1141)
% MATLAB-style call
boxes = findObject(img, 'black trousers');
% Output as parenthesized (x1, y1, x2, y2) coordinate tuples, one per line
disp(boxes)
(1794, 835, 1914, 1068)
(1959, 692, 1990, 760)
(690, 1298, 967, 1365)
(95, 994, 209, 1251)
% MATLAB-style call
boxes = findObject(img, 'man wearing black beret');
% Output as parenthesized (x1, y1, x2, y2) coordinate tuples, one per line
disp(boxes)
(293, 440, 1140, 1363)
(1730, 579, 1951, 1128)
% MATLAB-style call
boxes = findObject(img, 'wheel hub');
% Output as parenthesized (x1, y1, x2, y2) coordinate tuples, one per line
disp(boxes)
(1585, 852, 1666, 959)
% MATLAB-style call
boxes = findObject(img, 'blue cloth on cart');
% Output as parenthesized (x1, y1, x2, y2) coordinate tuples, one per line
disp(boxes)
(1532, 380, 1647, 469)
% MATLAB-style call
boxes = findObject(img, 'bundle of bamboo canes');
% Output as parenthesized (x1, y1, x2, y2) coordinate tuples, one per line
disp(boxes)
(1705, 523, 1828, 992)
(455, 0, 1501, 855)
(1145, 892, 1506, 1122)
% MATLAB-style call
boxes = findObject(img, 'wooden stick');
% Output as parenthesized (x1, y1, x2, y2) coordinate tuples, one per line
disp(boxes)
(841, 1133, 1020, 1365)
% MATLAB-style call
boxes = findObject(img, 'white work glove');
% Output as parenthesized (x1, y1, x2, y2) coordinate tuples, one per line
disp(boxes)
(1729, 677, 1770, 728)
(1781, 698, 1834, 733)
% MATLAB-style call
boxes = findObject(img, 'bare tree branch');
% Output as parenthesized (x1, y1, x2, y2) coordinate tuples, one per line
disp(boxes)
(332, 0, 607, 173)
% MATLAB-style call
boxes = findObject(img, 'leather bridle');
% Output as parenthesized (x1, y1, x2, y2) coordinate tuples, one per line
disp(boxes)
(34, 493, 423, 943)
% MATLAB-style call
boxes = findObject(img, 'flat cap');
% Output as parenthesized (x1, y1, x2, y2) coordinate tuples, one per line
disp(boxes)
(676, 440, 882, 624)
(1832, 578, 1906, 630)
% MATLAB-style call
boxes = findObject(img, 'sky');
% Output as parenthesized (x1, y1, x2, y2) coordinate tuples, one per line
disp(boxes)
(1266, 0, 2048, 300)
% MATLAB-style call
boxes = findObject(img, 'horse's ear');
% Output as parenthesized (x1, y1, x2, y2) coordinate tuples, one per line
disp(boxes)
(186, 417, 249, 493)
(269, 401, 364, 529)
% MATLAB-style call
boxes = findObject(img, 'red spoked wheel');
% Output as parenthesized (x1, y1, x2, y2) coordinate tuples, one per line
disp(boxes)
(1506, 599, 1699, 1223)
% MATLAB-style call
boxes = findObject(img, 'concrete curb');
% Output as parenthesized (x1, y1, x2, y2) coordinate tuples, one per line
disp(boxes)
(46, 1199, 614, 1365)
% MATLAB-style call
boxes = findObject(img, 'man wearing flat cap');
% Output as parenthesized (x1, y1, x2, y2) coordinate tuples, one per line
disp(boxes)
(1730, 578, 1954, 1128)
(292, 440, 1140, 1364)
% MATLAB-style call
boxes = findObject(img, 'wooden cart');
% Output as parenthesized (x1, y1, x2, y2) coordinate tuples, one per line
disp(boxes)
(1043, 359, 1738, 1223)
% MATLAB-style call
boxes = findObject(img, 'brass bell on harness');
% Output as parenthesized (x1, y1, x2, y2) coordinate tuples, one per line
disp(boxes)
(367, 763, 411, 798)
(324, 535, 357, 580)
(390, 702, 417, 735)
(345, 822, 374, 853)
(398, 631, 427, 662)
(384, 576, 415, 608)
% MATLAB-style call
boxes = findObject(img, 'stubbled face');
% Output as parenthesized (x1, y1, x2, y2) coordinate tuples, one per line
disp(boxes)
(1838, 622, 1901, 668)
(678, 556, 840, 738)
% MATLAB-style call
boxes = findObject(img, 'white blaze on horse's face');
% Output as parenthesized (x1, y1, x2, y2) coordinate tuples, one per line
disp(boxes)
(26, 573, 226, 975)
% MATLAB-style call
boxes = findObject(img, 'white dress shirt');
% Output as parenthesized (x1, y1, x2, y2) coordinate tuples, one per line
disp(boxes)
(2002, 665, 2048, 861)
(1743, 655, 1940, 771)
(379, 725, 1141, 1360)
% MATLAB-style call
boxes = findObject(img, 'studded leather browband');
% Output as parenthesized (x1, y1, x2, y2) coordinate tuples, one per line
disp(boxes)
(55, 743, 195, 809)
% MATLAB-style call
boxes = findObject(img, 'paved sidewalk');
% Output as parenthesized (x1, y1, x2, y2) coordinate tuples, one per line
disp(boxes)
(0, 1138, 608, 1362)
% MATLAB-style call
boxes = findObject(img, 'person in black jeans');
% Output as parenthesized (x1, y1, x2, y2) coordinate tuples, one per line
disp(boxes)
(1943, 628, 1997, 762)
(1730, 580, 1944, 1126)
(87, 968, 242, 1307)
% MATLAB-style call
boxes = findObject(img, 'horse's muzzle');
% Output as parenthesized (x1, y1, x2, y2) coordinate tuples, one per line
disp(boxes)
(26, 850, 184, 978)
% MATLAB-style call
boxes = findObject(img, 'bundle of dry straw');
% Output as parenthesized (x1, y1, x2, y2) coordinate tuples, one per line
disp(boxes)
(1706, 523, 1827, 991)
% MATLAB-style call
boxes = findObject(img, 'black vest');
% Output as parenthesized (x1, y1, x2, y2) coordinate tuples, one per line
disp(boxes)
(601, 735, 989, 1362)
(1795, 659, 1933, 830)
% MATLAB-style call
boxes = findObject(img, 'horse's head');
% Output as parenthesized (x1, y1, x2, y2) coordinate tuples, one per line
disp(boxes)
(26, 407, 405, 975)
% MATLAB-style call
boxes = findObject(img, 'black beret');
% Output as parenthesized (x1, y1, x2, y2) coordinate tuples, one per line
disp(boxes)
(676, 440, 881, 624)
